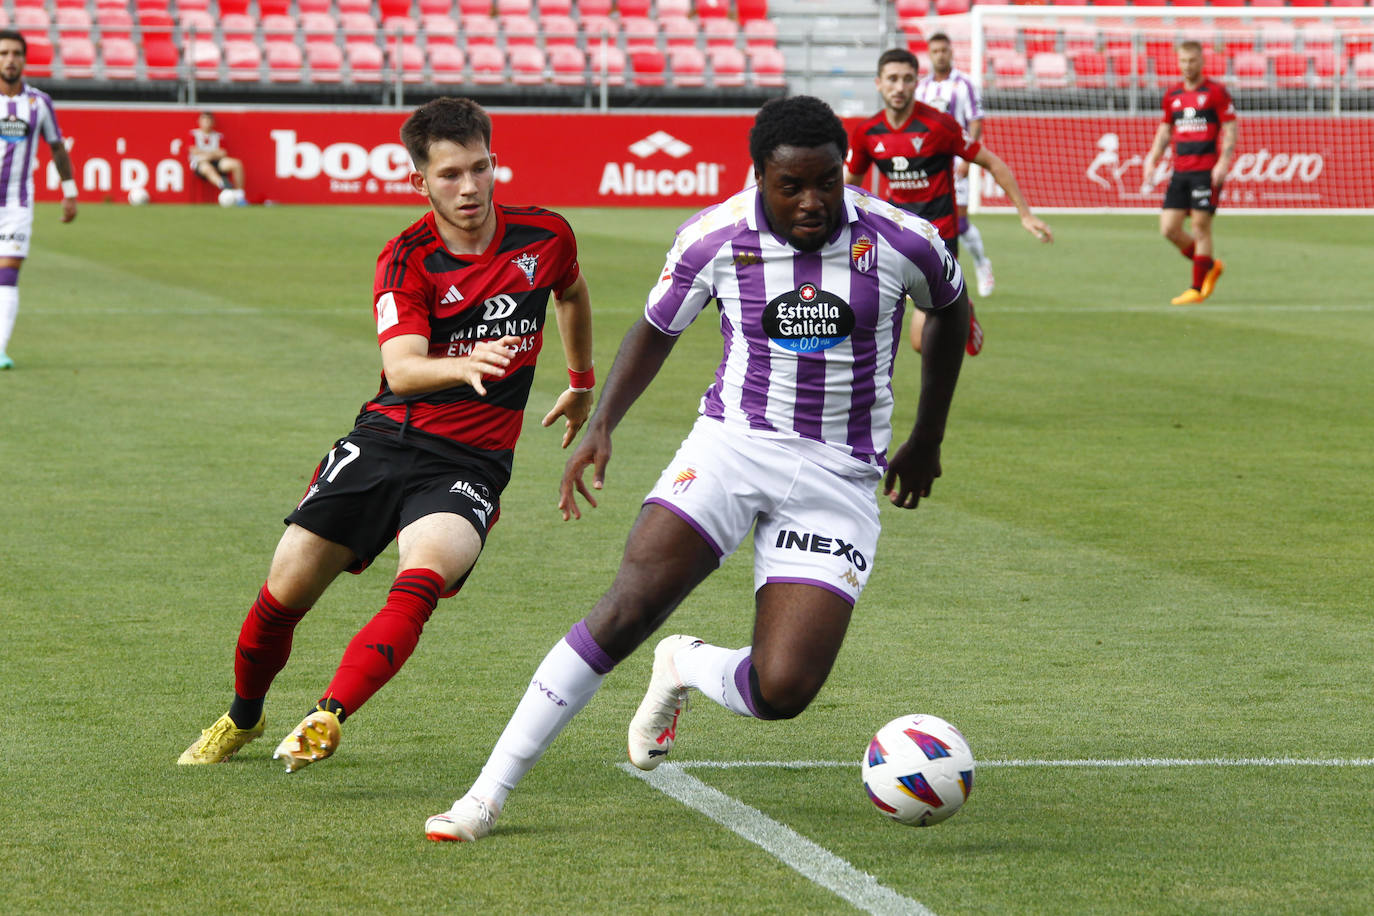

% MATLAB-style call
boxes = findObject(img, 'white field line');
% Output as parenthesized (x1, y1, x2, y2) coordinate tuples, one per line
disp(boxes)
(673, 758, 1374, 768)
(620, 763, 936, 916)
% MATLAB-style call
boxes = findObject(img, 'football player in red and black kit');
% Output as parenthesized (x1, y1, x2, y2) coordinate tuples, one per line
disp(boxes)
(1141, 40, 1238, 306)
(179, 97, 596, 772)
(845, 47, 1051, 356)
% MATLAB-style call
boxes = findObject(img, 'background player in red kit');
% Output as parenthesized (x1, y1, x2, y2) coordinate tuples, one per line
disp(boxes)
(845, 48, 1051, 356)
(179, 97, 596, 771)
(1141, 40, 1237, 306)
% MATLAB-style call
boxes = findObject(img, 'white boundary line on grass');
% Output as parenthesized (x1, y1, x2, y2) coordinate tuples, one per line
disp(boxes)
(623, 757, 1374, 915)
(620, 763, 936, 916)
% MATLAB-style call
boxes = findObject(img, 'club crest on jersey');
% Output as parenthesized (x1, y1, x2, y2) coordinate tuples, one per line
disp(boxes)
(672, 467, 697, 494)
(512, 252, 539, 286)
(851, 236, 875, 273)
(762, 284, 856, 354)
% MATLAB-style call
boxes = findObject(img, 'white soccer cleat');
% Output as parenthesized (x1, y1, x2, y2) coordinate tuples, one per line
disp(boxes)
(975, 260, 995, 298)
(425, 795, 499, 842)
(627, 634, 701, 770)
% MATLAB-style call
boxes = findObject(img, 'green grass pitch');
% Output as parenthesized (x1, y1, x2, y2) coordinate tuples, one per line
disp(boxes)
(1, 202, 1371, 914)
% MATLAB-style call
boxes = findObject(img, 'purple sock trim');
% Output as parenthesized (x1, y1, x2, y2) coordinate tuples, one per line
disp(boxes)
(733, 656, 764, 719)
(0, 267, 18, 286)
(565, 619, 616, 675)
(958, 216, 971, 235)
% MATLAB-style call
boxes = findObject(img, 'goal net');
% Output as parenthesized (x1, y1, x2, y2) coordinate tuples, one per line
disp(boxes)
(898, 6, 1374, 213)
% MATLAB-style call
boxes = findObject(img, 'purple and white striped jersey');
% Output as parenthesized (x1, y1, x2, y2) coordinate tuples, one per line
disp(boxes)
(0, 85, 62, 210)
(644, 184, 964, 478)
(915, 68, 984, 131)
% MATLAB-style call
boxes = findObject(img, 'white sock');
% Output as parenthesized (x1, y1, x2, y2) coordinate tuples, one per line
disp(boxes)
(0, 285, 17, 353)
(468, 637, 605, 809)
(676, 642, 754, 717)
(960, 223, 988, 266)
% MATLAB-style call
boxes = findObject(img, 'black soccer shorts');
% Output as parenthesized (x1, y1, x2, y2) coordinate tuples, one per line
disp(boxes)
(284, 429, 501, 579)
(1162, 170, 1217, 214)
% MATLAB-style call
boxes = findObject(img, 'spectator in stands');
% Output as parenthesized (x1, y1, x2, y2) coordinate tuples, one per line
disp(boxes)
(846, 47, 1051, 357)
(189, 111, 247, 205)
(1140, 40, 1237, 306)
(917, 32, 996, 300)
(0, 29, 78, 372)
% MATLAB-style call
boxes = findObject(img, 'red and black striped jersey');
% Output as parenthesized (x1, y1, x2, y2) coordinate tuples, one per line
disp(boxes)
(845, 102, 981, 241)
(1161, 79, 1236, 173)
(357, 204, 580, 484)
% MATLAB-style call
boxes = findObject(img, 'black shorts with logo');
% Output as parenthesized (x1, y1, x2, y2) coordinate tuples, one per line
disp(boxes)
(284, 428, 501, 579)
(1163, 170, 1217, 213)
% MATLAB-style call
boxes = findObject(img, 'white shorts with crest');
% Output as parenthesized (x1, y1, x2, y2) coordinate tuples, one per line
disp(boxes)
(643, 416, 881, 606)
(0, 206, 34, 258)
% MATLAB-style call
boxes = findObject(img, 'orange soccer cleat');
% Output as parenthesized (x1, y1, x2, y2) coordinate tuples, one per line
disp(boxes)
(1171, 288, 1207, 306)
(1200, 259, 1225, 299)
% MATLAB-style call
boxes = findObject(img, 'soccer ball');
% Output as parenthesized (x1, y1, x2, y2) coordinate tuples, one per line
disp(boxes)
(861, 714, 975, 826)
(127, 187, 150, 206)
(218, 188, 238, 207)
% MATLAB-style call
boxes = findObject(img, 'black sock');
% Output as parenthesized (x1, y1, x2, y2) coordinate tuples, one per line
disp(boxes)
(315, 697, 347, 723)
(228, 694, 264, 729)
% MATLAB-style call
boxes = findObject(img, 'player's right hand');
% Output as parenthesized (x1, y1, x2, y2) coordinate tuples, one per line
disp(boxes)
(460, 335, 521, 396)
(558, 428, 611, 521)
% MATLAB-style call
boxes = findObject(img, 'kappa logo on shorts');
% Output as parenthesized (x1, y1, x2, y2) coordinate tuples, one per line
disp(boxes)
(842, 569, 862, 588)
(774, 529, 868, 571)
(671, 467, 697, 494)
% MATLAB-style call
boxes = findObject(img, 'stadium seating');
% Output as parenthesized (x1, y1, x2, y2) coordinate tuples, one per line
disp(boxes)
(381, 15, 420, 45)
(95, 8, 134, 40)
(225, 40, 262, 81)
(305, 41, 344, 81)
(421, 15, 459, 44)
(190, 41, 222, 80)
(261, 14, 297, 40)
(389, 43, 426, 81)
(220, 13, 255, 41)
(537, 0, 572, 16)
(340, 12, 379, 46)
(265, 40, 304, 82)
(1068, 48, 1107, 88)
(541, 15, 579, 46)
(736, 0, 767, 24)
(587, 43, 626, 85)
(748, 44, 784, 87)
(1031, 51, 1069, 88)
(668, 45, 706, 86)
(378, 0, 412, 18)
(630, 48, 665, 86)
(55, 8, 91, 36)
(462, 14, 498, 44)
(708, 45, 745, 86)
(576, 0, 611, 18)
(990, 52, 1027, 89)
(346, 42, 384, 81)
(660, 16, 697, 49)
(457, 0, 491, 14)
(510, 44, 546, 83)
(427, 42, 466, 82)
(418, 0, 452, 14)
(500, 14, 540, 45)
(622, 16, 659, 51)
(549, 44, 586, 84)
(142, 35, 179, 80)
(102, 37, 138, 78)
(469, 43, 506, 83)
(743, 18, 778, 50)
(1353, 53, 1374, 90)
(59, 36, 96, 78)
(1231, 51, 1267, 89)
(23, 34, 53, 77)
(617, 0, 650, 17)
(302, 13, 339, 45)
(702, 18, 738, 48)
(694, 0, 728, 19)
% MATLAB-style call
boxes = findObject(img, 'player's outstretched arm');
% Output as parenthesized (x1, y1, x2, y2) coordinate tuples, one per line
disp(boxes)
(885, 291, 968, 510)
(543, 274, 595, 448)
(971, 147, 1052, 243)
(1212, 121, 1238, 191)
(558, 318, 678, 520)
(381, 332, 519, 398)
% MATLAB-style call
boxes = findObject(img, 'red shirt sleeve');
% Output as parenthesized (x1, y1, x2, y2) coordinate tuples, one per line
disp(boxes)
(845, 121, 871, 178)
(1216, 84, 1237, 123)
(549, 216, 582, 298)
(946, 113, 981, 162)
(372, 237, 433, 345)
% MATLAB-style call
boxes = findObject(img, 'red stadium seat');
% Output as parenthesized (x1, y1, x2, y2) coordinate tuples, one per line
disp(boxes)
(102, 36, 138, 78)
(220, 13, 255, 41)
(213, 0, 247, 12)
(347, 42, 384, 81)
(549, 44, 586, 84)
(296, 0, 332, 10)
(694, 0, 729, 19)
(990, 51, 1027, 89)
(617, 0, 650, 16)
(1311, 50, 1340, 88)
(337, 0, 372, 12)
(1152, 51, 1180, 85)
(541, 14, 579, 45)
(428, 42, 466, 82)
(496, 0, 532, 15)
(20, 35, 51, 77)
(1105, 48, 1145, 88)
(55, 8, 92, 36)
(58, 36, 96, 78)
(500, 14, 539, 45)
(189, 41, 221, 80)
(933, 0, 968, 16)
(895, 0, 929, 30)
(577, 0, 612, 15)
(702, 18, 738, 48)
(736, 0, 767, 23)
(656, 0, 689, 17)
(381, 15, 420, 44)
(301, 13, 338, 44)
(462, 15, 499, 44)
(538, 0, 572, 15)
(580, 15, 619, 48)
(1030, 51, 1068, 88)
(177, 9, 215, 37)
(418, 0, 453, 14)
(742, 18, 777, 49)
(1273, 51, 1309, 89)
(264, 39, 304, 82)
(457, 0, 492, 14)
(341, 12, 379, 45)
(748, 44, 784, 87)
(586, 43, 625, 84)
(1230, 51, 1267, 89)
(622, 17, 659, 51)
(306, 42, 343, 81)
(1068, 48, 1106, 88)
(708, 45, 745, 86)
(668, 45, 705, 86)
(630, 48, 665, 86)
(261, 14, 296, 39)
(469, 43, 506, 82)
(509, 44, 546, 83)
(54, 0, 85, 9)
(388, 42, 425, 81)
(142, 35, 178, 79)
(379, 0, 413, 18)
(1023, 27, 1057, 59)
(660, 16, 697, 48)
(423, 15, 459, 44)
(13, 7, 50, 31)
(95, 9, 133, 40)
(225, 39, 262, 81)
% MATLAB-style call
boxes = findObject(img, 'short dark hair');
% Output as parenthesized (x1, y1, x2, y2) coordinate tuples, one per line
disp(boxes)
(927, 32, 951, 46)
(0, 30, 27, 54)
(876, 47, 919, 76)
(400, 97, 493, 170)
(749, 95, 848, 176)
(1178, 40, 1203, 55)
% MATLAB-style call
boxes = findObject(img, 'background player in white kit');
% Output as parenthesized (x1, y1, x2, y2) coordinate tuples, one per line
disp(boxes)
(0, 29, 77, 371)
(917, 32, 995, 297)
(425, 95, 970, 841)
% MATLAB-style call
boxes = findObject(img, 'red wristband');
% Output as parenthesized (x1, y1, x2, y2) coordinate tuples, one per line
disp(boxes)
(568, 366, 595, 391)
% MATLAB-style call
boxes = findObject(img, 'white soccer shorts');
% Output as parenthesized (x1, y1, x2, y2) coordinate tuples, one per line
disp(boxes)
(954, 174, 970, 209)
(643, 416, 881, 606)
(0, 206, 34, 258)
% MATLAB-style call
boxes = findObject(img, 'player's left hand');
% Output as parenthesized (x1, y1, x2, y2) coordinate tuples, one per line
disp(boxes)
(1211, 166, 1226, 195)
(542, 387, 593, 449)
(1021, 214, 1053, 243)
(954, 160, 969, 180)
(60, 199, 77, 223)
(883, 437, 941, 510)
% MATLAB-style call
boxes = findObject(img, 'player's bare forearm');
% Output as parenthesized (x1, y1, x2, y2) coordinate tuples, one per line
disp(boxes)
(1214, 122, 1238, 185)
(978, 150, 1051, 242)
(50, 144, 78, 222)
(380, 333, 519, 398)
(544, 274, 596, 445)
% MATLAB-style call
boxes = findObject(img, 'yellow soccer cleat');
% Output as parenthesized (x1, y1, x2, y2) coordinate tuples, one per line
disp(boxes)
(273, 709, 342, 773)
(178, 712, 266, 764)
(1171, 288, 1207, 306)
(1200, 259, 1225, 299)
